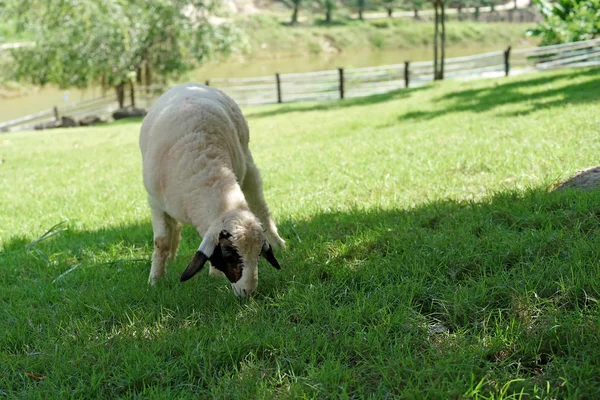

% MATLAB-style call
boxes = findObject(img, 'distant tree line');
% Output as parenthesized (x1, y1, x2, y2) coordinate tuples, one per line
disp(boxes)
(280, 0, 520, 81)
(281, 0, 520, 25)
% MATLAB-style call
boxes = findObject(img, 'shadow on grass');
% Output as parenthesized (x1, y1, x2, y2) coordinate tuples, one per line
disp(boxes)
(3, 186, 599, 317)
(244, 85, 430, 119)
(2, 187, 600, 396)
(109, 116, 145, 126)
(400, 68, 600, 121)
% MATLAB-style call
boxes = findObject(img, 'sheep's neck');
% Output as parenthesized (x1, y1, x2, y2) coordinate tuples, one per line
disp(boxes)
(188, 178, 249, 233)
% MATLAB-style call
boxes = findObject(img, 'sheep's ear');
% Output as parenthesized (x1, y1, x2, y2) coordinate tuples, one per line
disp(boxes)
(261, 242, 281, 270)
(180, 251, 210, 282)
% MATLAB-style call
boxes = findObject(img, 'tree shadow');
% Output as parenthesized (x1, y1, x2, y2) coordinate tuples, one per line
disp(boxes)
(399, 68, 600, 121)
(4, 185, 598, 318)
(245, 85, 431, 119)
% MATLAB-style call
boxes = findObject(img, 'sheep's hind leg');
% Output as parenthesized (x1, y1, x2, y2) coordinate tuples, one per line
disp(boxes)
(149, 208, 176, 285)
(167, 218, 182, 261)
(241, 159, 286, 249)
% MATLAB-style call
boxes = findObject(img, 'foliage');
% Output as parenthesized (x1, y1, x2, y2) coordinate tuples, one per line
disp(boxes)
(1, 68, 600, 398)
(528, 0, 600, 44)
(7, 0, 245, 90)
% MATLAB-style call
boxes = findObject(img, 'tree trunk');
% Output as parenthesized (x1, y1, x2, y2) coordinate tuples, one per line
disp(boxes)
(440, 0, 445, 80)
(414, 8, 419, 19)
(514, 0, 517, 9)
(129, 79, 135, 107)
(475, 6, 480, 20)
(115, 83, 125, 108)
(387, 7, 393, 17)
(146, 63, 152, 93)
(291, 4, 299, 24)
(433, 1, 439, 81)
(458, 5, 462, 21)
(101, 74, 108, 96)
(358, 0, 365, 20)
(325, 7, 332, 23)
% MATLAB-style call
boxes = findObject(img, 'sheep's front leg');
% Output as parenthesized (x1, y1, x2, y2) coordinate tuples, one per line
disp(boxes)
(149, 208, 177, 285)
(241, 158, 286, 249)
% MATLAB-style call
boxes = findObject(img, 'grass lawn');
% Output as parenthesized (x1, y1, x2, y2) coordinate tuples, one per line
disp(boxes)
(1, 68, 600, 398)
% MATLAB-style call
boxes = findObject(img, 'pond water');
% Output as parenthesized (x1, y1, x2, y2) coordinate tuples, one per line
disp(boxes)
(0, 42, 532, 122)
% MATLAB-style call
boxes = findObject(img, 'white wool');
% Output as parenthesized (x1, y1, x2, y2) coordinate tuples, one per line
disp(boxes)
(139, 83, 285, 296)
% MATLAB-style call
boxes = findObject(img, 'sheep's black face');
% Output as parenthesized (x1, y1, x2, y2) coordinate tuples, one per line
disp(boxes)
(209, 231, 244, 283)
(180, 228, 281, 298)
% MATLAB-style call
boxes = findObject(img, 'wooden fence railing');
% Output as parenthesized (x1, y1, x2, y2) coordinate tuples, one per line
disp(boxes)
(0, 95, 117, 132)
(2, 38, 600, 133)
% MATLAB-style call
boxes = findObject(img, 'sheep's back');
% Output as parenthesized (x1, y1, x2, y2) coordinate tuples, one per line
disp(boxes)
(139, 84, 249, 213)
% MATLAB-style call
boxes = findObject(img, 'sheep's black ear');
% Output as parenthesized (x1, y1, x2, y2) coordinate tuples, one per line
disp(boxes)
(261, 242, 281, 270)
(180, 251, 210, 282)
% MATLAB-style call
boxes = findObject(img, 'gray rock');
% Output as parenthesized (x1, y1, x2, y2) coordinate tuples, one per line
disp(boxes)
(34, 120, 60, 130)
(34, 116, 78, 130)
(554, 166, 600, 191)
(61, 116, 78, 127)
(79, 115, 106, 126)
(112, 107, 147, 120)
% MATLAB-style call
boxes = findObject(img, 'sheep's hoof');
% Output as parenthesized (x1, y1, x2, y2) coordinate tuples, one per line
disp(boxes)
(148, 274, 165, 285)
(269, 234, 286, 250)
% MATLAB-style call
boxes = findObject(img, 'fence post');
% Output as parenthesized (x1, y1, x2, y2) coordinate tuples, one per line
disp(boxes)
(404, 61, 410, 88)
(504, 46, 512, 77)
(205, 80, 210, 86)
(275, 73, 282, 104)
(338, 68, 345, 100)
(53, 106, 59, 122)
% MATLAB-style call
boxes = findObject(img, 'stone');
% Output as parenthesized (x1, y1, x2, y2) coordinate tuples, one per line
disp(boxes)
(79, 115, 106, 126)
(554, 166, 600, 191)
(112, 107, 147, 120)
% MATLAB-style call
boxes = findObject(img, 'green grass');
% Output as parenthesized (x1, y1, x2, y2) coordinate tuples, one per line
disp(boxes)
(2, 68, 600, 398)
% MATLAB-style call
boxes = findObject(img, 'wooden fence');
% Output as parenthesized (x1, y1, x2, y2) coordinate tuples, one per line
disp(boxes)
(2, 37, 600, 133)
(0, 95, 118, 132)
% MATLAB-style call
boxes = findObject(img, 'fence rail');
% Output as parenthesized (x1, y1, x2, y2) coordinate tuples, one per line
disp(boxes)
(2, 38, 600, 133)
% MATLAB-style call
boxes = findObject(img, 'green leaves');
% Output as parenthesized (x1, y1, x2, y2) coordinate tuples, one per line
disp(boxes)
(529, 0, 600, 44)
(7, 0, 245, 89)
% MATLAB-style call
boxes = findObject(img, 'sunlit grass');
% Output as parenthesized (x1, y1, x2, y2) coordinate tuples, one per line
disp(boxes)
(1, 68, 600, 398)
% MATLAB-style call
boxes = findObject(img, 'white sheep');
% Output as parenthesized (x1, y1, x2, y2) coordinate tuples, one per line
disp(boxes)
(139, 83, 285, 298)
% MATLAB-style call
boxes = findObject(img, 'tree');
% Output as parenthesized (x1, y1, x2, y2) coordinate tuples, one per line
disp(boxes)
(314, 0, 337, 23)
(380, 0, 402, 17)
(281, 0, 303, 24)
(484, 0, 507, 12)
(528, 0, 600, 45)
(7, 0, 244, 107)
(358, 0, 367, 20)
(404, 0, 426, 18)
(461, 0, 484, 20)
(432, 0, 446, 80)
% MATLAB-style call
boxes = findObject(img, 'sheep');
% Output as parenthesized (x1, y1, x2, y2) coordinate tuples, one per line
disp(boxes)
(139, 83, 285, 298)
